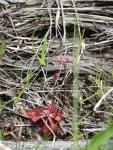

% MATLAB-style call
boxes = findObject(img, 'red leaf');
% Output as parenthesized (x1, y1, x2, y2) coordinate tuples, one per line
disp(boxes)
(39, 123, 50, 134)
(26, 104, 62, 123)
(47, 104, 58, 117)
(47, 104, 63, 121)
(48, 117, 59, 132)
(55, 111, 63, 122)
(51, 123, 58, 132)
(23, 104, 63, 134)
(39, 118, 59, 134)
(27, 108, 46, 122)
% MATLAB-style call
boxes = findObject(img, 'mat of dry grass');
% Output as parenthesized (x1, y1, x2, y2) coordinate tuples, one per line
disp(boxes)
(0, 0, 113, 147)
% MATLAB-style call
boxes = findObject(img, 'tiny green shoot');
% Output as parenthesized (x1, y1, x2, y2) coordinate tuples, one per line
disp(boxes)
(32, 35, 47, 66)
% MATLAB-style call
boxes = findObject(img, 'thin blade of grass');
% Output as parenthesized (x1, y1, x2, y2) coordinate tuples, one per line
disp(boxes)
(0, 42, 6, 57)
(14, 73, 35, 104)
(87, 124, 113, 150)
(41, 35, 47, 61)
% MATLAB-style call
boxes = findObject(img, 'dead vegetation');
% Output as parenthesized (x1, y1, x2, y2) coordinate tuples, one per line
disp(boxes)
(0, 0, 113, 143)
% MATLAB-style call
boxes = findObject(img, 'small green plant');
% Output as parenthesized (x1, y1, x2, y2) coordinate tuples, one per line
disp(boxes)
(0, 42, 6, 57)
(32, 35, 47, 66)
(14, 73, 35, 104)
(83, 65, 109, 103)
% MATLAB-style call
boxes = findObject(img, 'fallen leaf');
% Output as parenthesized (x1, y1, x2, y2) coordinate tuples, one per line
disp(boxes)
(18, 107, 29, 118)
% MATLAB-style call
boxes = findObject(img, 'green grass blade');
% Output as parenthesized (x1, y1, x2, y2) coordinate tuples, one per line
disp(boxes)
(32, 44, 44, 65)
(32, 34, 47, 66)
(0, 130, 3, 140)
(87, 124, 113, 150)
(41, 35, 47, 61)
(14, 73, 35, 104)
(0, 42, 6, 57)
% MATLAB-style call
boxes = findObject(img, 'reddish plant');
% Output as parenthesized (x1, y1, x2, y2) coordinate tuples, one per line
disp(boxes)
(56, 55, 72, 106)
(56, 55, 72, 64)
(20, 104, 63, 134)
